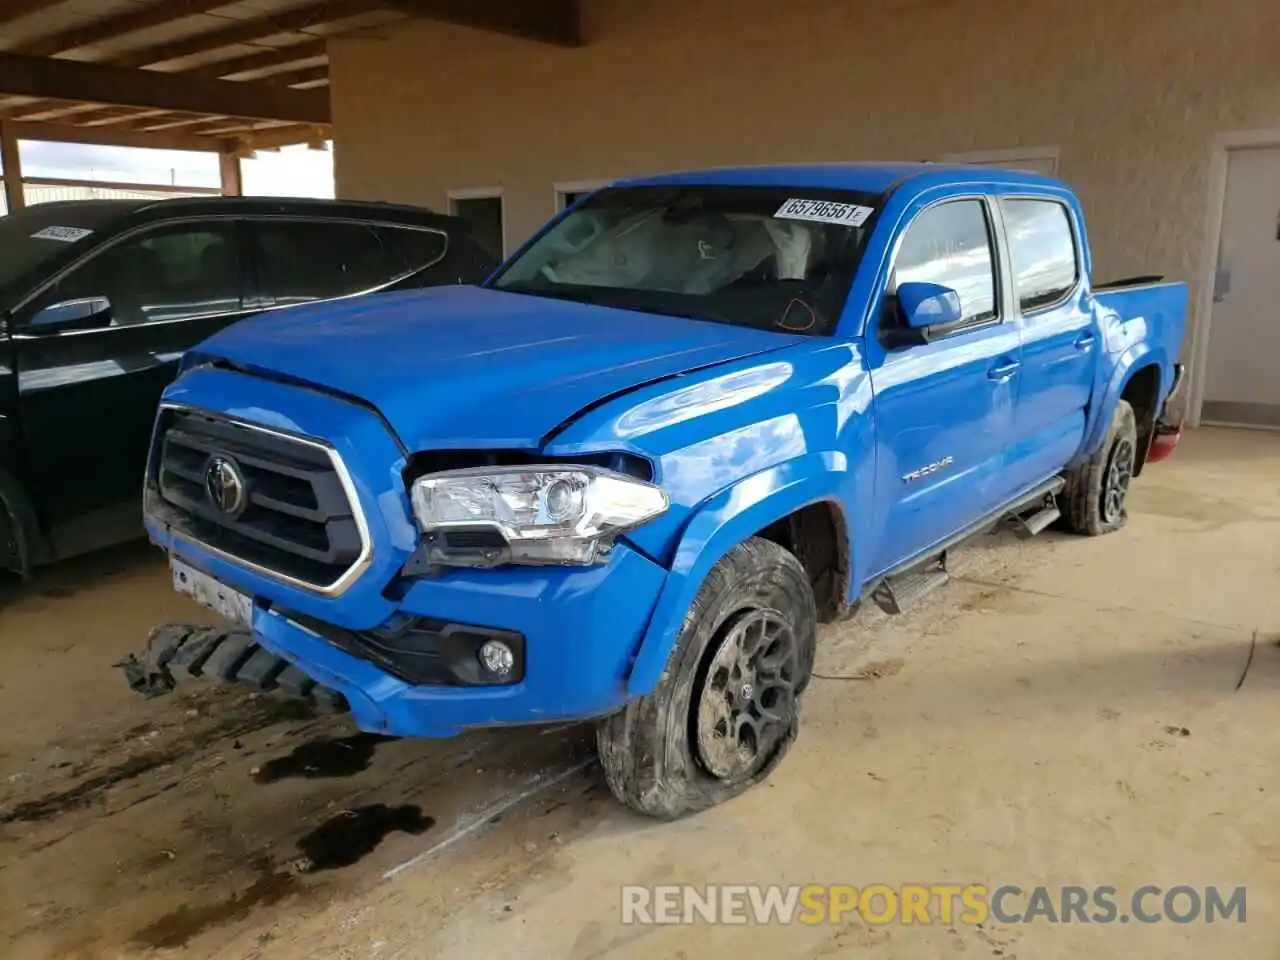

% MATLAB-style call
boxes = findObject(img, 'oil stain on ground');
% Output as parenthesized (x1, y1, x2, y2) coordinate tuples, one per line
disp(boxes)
(252, 732, 395, 783)
(292, 804, 435, 873)
(0, 698, 316, 824)
(128, 871, 302, 951)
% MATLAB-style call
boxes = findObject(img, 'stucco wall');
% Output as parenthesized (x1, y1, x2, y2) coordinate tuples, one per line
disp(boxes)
(329, 0, 1280, 360)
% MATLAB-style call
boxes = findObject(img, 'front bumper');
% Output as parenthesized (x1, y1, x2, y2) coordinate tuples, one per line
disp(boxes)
(147, 366, 668, 738)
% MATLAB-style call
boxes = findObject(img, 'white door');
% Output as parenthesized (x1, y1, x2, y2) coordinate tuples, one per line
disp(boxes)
(1203, 147, 1280, 427)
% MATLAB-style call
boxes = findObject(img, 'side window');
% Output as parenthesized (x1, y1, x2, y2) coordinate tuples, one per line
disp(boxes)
(1001, 199, 1078, 311)
(250, 220, 411, 308)
(27, 221, 241, 328)
(374, 226, 448, 274)
(892, 200, 997, 329)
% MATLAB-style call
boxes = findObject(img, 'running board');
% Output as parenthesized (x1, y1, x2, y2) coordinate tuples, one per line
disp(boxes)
(1005, 494, 1062, 540)
(871, 553, 949, 615)
(867, 476, 1066, 616)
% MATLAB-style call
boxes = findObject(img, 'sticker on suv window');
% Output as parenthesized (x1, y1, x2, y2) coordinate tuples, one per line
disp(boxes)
(31, 225, 94, 242)
(774, 198, 874, 227)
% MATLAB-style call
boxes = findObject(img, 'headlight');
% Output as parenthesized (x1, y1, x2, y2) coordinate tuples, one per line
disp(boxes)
(410, 465, 668, 567)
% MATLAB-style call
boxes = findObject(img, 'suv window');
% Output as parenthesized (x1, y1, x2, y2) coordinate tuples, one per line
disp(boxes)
(374, 225, 448, 274)
(250, 220, 413, 307)
(23, 220, 241, 328)
(1001, 199, 1078, 311)
(893, 200, 997, 328)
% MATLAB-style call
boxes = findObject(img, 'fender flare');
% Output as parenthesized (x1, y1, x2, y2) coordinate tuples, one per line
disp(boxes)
(1080, 343, 1168, 459)
(625, 451, 848, 696)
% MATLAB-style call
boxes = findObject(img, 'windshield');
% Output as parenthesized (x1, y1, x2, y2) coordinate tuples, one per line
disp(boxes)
(0, 203, 137, 296)
(490, 185, 881, 335)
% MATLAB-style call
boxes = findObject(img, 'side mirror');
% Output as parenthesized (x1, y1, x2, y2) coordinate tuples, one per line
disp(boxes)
(896, 281, 962, 330)
(28, 296, 113, 333)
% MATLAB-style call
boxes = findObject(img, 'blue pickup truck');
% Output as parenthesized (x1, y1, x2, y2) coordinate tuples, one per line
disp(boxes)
(143, 163, 1187, 818)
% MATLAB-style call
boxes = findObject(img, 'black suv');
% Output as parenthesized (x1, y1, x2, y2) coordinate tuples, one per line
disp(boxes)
(0, 196, 497, 574)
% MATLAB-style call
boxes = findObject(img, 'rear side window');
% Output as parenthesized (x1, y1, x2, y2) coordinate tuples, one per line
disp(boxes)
(250, 220, 412, 308)
(892, 199, 997, 328)
(375, 226, 448, 273)
(1001, 199, 1078, 311)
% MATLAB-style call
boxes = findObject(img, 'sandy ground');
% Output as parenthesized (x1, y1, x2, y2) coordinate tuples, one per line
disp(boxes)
(0, 426, 1277, 960)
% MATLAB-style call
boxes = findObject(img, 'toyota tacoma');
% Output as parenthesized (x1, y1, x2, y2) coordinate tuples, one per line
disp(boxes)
(141, 164, 1188, 818)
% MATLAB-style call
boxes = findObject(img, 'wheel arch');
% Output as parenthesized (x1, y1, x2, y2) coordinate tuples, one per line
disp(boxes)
(0, 461, 50, 575)
(1119, 362, 1163, 475)
(1083, 343, 1169, 462)
(625, 452, 850, 696)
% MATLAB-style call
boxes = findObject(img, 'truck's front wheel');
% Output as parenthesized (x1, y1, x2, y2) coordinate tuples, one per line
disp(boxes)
(597, 537, 817, 819)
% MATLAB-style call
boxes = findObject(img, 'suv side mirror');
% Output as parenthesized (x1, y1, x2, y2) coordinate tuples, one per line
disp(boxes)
(896, 281, 962, 330)
(28, 296, 113, 333)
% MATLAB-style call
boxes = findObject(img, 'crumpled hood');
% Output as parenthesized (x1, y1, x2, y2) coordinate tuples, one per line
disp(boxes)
(190, 285, 800, 451)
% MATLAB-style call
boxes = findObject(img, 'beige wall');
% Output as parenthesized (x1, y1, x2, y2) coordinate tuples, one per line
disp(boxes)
(330, 0, 1280, 366)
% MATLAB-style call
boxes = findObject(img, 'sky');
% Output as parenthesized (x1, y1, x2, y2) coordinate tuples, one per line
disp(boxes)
(7, 139, 335, 197)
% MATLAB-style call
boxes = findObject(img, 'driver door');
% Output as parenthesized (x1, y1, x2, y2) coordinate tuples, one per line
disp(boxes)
(12, 218, 248, 553)
(862, 197, 1020, 576)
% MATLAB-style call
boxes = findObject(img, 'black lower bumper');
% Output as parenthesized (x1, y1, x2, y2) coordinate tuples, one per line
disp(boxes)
(281, 612, 527, 687)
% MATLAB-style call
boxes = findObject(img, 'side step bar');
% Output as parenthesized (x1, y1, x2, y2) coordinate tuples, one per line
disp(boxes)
(871, 551, 950, 616)
(869, 476, 1065, 615)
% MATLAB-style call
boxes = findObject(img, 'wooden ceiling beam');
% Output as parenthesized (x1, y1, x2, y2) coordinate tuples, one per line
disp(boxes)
(4, 119, 230, 152)
(0, 51, 330, 123)
(14, 0, 233, 57)
(381, 0, 582, 46)
(179, 40, 329, 80)
(268, 65, 330, 87)
(110, 0, 376, 69)
(0, 0, 52, 26)
(1, 101, 105, 122)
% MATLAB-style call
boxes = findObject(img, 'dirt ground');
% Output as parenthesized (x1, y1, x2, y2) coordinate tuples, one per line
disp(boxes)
(1, 426, 1277, 960)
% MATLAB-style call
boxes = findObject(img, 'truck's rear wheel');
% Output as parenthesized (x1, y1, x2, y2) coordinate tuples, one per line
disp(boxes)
(597, 537, 816, 819)
(1062, 399, 1138, 536)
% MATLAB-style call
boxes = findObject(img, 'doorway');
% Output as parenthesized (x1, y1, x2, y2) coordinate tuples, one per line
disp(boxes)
(447, 188, 505, 260)
(1202, 146, 1280, 428)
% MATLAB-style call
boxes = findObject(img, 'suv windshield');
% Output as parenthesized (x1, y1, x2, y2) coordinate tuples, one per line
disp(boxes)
(490, 185, 881, 335)
(0, 202, 139, 296)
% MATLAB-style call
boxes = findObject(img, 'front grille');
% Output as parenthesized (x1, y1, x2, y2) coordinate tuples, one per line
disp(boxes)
(153, 408, 366, 591)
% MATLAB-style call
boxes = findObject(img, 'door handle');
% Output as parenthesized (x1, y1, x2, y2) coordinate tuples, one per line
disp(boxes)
(1074, 332, 1097, 351)
(987, 359, 1021, 381)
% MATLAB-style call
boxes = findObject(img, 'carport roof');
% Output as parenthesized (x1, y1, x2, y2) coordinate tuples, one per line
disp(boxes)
(0, 1, 583, 154)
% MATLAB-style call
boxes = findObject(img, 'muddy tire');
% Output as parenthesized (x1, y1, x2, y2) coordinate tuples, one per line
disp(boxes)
(596, 537, 817, 819)
(1062, 399, 1138, 536)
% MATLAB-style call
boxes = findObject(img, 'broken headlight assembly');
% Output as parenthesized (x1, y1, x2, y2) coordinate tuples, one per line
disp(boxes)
(410, 466, 668, 567)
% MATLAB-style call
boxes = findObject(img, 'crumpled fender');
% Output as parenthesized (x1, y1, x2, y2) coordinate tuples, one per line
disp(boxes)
(625, 451, 847, 696)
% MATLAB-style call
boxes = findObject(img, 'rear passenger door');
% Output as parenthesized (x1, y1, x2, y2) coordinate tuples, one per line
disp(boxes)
(864, 197, 1021, 576)
(997, 198, 1095, 485)
(245, 219, 432, 310)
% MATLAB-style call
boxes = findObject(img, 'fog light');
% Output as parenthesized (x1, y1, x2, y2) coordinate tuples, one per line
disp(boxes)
(478, 639, 515, 678)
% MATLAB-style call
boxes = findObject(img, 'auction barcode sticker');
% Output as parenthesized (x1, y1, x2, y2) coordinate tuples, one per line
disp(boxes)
(774, 198, 874, 227)
(31, 225, 94, 242)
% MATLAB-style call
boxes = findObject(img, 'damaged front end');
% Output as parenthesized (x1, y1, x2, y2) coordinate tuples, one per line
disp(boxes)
(116, 622, 348, 713)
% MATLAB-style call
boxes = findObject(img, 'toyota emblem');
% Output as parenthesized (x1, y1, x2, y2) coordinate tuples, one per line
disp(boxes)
(204, 456, 246, 516)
